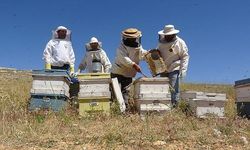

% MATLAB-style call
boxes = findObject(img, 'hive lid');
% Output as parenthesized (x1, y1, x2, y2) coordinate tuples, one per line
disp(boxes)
(133, 77, 169, 84)
(235, 78, 250, 86)
(32, 69, 70, 77)
(78, 73, 110, 79)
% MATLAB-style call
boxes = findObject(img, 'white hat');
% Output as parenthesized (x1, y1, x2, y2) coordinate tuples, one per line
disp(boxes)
(89, 37, 99, 43)
(158, 25, 179, 35)
(56, 26, 67, 32)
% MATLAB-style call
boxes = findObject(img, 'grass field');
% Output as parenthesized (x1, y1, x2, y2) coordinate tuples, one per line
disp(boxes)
(0, 71, 249, 150)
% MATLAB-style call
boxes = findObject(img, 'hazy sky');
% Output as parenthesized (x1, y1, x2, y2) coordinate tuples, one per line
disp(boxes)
(1, 0, 250, 83)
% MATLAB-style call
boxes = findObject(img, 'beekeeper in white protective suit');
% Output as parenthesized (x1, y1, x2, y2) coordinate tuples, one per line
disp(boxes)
(78, 37, 111, 73)
(111, 28, 147, 110)
(157, 24, 189, 107)
(43, 26, 75, 73)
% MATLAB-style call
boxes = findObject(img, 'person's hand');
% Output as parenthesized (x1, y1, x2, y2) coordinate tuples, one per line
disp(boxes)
(132, 63, 141, 72)
(70, 72, 78, 78)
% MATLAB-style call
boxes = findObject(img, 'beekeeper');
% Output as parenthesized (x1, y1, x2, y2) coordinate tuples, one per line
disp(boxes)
(111, 28, 147, 110)
(157, 24, 189, 107)
(43, 26, 75, 73)
(78, 37, 112, 73)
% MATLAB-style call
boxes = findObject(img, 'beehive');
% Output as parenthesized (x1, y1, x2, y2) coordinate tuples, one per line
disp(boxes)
(29, 94, 68, 112)
(30, 70, 70, 97)
(181, 91, 227, 118)
(29, 70, 71, 111)
(235, 78, 250, 118)
(77, 73, 111, 115)
(78, 97, 110, 115)
(133, 77, 171, 114)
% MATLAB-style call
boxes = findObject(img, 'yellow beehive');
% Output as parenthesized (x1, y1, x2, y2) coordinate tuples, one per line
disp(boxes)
(79, 97, 110, 116)
(77, 73, 111, 115)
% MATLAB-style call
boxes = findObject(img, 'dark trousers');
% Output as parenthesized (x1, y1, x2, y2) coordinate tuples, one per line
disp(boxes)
(111, 73, 132, 106)
(51, 64, 70, 71)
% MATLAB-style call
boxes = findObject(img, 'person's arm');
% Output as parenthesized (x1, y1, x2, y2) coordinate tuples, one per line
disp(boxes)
(69, 42, 75, 73)
(116, 46, 134, 67)
(78, 54, 87, 73)
(179, 41, 189, 78)
(101, 50, 112, 73)
(43, 41, 52, 69)
(139, 47, 149, 61)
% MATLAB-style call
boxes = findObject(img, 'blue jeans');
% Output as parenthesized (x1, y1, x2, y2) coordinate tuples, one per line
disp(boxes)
(160, 70, 180, 107)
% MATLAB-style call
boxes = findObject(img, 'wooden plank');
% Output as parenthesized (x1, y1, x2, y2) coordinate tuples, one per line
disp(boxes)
(111, 78, 126, 113)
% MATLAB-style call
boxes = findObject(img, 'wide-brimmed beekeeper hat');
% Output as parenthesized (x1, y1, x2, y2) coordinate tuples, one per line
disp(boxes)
(158, 25, 179, 35)
(122, 28, 142, 38)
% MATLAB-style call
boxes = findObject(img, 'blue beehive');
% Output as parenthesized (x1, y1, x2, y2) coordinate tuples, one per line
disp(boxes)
(29, 94, 68, 112)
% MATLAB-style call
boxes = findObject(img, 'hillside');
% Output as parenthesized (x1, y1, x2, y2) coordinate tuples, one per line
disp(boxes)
(0, 71, 249, 150)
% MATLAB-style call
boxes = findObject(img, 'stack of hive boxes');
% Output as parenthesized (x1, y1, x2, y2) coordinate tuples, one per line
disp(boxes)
(77, 73, 111, 115)
(29, 70, 71, 111)
(235, 78, 250, 118)
(133, 77, 171, 115)
(181, 91, 227, 118)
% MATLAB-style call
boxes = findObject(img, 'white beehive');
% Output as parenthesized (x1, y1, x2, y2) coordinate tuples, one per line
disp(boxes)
(78, 78, 111, 98)
(30, 70, 70, 97)
(133, 77, 171, 114)
(181, 91, 227, 118)
(134, 77, 169, 100)
(77, 73, 111, 99)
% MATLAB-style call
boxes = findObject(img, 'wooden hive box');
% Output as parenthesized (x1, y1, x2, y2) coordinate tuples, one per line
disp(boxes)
(133, 77, 171, 114)
(77, 73, 111, 115)
(28, 94, 68, 112)
(235, 78, 250, 118)
(181, 91, 227, 118)
(30, 70, 70, 97)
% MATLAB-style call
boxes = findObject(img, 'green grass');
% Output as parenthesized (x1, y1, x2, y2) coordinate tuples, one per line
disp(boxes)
(0, 71, 249, 150)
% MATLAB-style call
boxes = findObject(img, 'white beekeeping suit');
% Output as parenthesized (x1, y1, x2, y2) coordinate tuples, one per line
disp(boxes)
(111, 44, 147, 77)
(78, 37, 111, 73)
(43, 26, 75, 72)
(157, 36, 189, 77)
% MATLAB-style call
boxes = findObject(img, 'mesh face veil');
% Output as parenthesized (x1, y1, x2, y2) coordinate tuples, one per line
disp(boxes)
(122, 36, 141, 47)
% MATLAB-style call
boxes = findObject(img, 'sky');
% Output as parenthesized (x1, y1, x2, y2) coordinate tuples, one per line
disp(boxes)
(0, 0, 250, 84)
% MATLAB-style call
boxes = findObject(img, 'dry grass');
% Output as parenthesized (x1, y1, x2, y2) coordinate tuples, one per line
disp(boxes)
(0, 71, 249, 150)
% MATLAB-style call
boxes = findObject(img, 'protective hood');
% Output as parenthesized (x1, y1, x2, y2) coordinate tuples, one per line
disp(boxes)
(52, 26, 72, 41)
(85, 42, 102, 51)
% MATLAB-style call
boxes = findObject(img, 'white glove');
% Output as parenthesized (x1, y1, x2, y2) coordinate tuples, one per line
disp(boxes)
(70, 72, 78, 78)
(179, 71, 186, 79)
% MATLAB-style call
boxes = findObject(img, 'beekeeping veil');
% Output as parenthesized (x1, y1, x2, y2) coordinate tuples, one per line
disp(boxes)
(122, 28, 142, 47)
(85, 37, 102, 51)
(52, 26, 71, 41)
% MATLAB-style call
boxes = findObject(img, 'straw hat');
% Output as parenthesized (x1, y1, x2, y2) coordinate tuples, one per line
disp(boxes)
(158, 25, 179, 35)
(122, 28, 142, 38)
